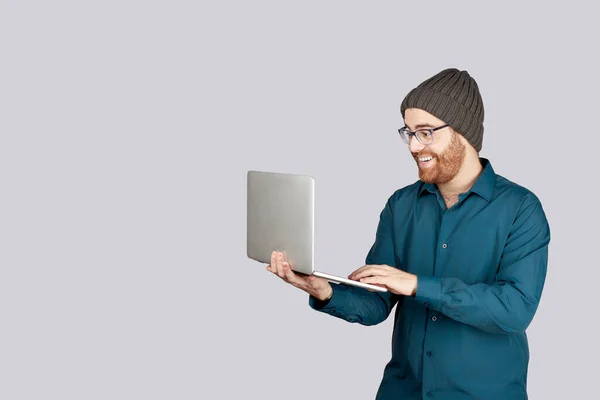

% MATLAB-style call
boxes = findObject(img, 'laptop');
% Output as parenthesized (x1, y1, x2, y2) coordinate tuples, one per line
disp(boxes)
(246, 170, 387, 293)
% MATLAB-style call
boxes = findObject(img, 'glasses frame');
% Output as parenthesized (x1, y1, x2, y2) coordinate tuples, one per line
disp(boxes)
(398, 123, 449, 145)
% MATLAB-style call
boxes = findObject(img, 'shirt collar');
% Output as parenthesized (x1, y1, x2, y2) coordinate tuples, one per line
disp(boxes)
(418, 157, 496, 202)
(468, 158, 495, 201)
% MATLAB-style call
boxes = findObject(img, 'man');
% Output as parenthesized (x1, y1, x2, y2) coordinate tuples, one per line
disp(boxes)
(266, 68, 550, 399)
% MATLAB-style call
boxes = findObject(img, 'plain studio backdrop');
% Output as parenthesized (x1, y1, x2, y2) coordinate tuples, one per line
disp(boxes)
(1, 1, 598, 399)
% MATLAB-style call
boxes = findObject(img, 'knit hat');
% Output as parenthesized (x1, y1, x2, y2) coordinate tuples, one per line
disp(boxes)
(400, 68, 485, 152)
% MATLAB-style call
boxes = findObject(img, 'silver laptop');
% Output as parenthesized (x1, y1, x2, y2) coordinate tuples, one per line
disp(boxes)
(246, 170, 387, 293)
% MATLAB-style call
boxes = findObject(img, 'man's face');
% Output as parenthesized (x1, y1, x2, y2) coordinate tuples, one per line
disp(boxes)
(403, 108, 466, 184)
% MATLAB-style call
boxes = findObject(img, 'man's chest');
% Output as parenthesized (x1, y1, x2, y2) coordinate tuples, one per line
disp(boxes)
(391, 195, 512, 284)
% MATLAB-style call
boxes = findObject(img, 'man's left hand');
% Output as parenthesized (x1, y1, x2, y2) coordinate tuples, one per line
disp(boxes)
(348, 264, 418, 296)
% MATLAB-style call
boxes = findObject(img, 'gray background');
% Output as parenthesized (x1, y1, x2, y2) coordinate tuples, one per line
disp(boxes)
(1, 1, 598, 399)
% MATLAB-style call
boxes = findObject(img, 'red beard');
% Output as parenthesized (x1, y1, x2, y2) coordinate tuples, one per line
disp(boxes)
(412, 132, 466, 184)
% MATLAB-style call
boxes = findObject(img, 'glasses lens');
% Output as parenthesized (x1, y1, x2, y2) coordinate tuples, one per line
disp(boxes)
(416, 130, 433, 144)
(398, 128, 410, 143)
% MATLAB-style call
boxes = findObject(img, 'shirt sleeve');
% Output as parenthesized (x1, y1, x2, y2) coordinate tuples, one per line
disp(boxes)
(308, 194, 402, 326)
(414, 194, 550, 334)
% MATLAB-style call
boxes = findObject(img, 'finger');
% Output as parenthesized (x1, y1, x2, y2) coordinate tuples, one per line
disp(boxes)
(348, 265, 368, 278)
(352, 266, 387, 280)
(282, 262, 299, 285)
(360, 276, 387, 287)
(270, 251, 278, 275)
(348, 265, 372, 280)
(348, 264, 386, 279)
(276, 252, 286, 279)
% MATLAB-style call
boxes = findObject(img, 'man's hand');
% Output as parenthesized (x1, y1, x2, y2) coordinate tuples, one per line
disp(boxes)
(266, 251, 332, 301)
(348, 264, 418, 296)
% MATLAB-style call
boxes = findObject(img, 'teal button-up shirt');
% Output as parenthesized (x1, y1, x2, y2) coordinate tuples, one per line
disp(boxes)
(309, 158, 550, 400)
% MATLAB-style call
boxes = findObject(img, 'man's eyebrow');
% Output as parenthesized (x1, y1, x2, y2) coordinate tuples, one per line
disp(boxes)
(406, 123, 436, 130)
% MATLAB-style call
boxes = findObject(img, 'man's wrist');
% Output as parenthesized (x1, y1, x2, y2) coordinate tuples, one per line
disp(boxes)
(318, 286, 333, 302)
(411, 276, 418, 297)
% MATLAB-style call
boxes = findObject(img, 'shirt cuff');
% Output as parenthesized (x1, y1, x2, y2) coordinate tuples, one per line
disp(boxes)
(414, 275, 443, 310)
(308, 282, 347, 311)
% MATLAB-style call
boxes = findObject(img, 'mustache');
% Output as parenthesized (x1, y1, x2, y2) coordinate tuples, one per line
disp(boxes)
(412, 152, 436, 158)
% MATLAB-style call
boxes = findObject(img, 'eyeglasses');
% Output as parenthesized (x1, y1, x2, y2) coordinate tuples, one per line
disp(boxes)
(398, 124, 449, 145)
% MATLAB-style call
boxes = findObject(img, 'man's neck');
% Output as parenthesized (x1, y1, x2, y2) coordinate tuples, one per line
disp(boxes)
(437, 154, 483, 198)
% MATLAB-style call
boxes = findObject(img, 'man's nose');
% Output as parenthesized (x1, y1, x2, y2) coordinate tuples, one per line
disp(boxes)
(408, 136, 425, 153)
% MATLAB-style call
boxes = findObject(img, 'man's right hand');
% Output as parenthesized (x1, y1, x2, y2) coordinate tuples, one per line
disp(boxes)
(266, 251, 332, 301)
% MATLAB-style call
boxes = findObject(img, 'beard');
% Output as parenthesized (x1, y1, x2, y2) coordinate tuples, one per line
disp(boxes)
(413, 132, 466, 184)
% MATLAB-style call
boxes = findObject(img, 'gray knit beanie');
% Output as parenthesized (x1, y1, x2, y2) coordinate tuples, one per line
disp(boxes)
(400, 68, 485, 152)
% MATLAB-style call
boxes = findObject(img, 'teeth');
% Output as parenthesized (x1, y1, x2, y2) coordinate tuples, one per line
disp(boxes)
(418, 156, 433, 162)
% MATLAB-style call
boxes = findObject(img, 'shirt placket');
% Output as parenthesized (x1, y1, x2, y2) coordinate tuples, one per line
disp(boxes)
(421, 201, 454, 399)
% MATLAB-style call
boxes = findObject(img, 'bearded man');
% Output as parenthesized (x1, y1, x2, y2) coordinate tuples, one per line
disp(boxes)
(267, 68, 550, 400)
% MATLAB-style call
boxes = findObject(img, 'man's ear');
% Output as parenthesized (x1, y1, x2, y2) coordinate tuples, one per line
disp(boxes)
(455, 131, 478, 154)
(454, 130, 468, 145)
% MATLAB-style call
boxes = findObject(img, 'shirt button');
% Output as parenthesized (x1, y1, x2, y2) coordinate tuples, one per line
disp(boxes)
(427, 351, 432, 357)
(431, 316, 438, 322)
(441, 243, 447, 249)
(426, 391, 433, 397)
